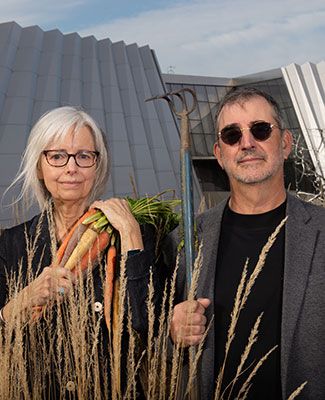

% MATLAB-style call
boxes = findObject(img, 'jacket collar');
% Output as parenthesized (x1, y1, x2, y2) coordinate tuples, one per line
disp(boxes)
(196, 198, 228, 300)
(281, 193, 317, 396)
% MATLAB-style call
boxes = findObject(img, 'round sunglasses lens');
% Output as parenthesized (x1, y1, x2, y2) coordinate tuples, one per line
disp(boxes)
(221, 127, 242, 145)
(251, 122, 272, 141)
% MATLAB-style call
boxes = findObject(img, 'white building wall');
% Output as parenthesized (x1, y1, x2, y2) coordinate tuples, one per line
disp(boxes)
(282, 62, 325, 179)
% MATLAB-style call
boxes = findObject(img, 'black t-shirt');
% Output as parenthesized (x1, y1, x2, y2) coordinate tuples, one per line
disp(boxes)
(214, 201, 286, 399)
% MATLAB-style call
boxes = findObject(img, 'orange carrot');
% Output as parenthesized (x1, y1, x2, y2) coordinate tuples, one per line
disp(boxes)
(56, 208, 97, 264)
(104, 244, 117, 331)
(72, 230, 111, 278)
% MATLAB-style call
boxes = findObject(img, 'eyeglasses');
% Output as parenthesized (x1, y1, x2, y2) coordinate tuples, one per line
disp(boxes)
(218, 121, 278, 146)
(43, 150, 99, 168)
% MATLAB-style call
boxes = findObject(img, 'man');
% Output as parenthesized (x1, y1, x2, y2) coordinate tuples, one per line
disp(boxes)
(170, 87, 325, 399)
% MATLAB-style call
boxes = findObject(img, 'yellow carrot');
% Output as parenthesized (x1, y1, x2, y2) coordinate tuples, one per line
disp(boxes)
(72, 230, 111, 278)
(63, 226, 98, 271)
(56, 208, 97, 264)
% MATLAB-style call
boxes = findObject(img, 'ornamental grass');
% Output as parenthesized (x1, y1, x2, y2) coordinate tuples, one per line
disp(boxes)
(0, 207, 307, 399)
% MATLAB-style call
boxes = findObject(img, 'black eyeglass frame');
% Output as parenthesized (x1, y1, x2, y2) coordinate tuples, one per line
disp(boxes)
(217, 121, 278, 146)
(42, 150, 100, 168)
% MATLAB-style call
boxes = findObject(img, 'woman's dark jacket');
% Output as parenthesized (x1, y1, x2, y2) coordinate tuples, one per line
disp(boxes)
(0, 210, 164, 398)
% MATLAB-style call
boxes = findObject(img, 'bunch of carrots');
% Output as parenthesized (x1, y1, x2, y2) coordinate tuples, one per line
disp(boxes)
(33, 194, 180, 324)
(56, 193, 180, 277)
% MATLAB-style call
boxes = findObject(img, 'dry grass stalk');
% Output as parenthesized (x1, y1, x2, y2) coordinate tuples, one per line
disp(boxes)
(240, 216, 287, 308)
(235, 345, 278, 400)
(139, 253, 191, 400)
(167, 270, 182, 400)
(224, 313, 263, 400)
(140, 257, 181, 400)
(166, 257, 186, 400)
(46, 200, 59, 264)
(215, 216, 288, 400)
(2, 262, 117, 398)
(1, 211, 308, 400)
(215, 259, 249, 399)
(64, 272, 98, 398)
(187, 241, 203, 302)
(1, 273, 42, 398)
(155, 267, 191, 400)
(146, 278, 170, 399)
(168, 340, 184, 400)
(111, 254, 128, 399)
(157, 285, 169, 400)
(25, 210, 45, 276)
(124, 299, 138, 400)
(185, 315, 214, 397)
(0, 276, 29, 399)
(140, 239, 205, 400)
(1, 213, 110, 399)
(184, 241, 204, 400)
(146, 269, 156, 398)
(287, 381, 308, 400)
(228, 259, 248, 341)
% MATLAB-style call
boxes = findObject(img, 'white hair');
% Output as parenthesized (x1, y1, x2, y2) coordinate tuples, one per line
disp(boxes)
(5, 106, 110, 211)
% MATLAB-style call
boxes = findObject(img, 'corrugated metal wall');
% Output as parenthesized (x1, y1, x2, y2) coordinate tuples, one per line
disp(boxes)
(282, 62, 325, 179)
(0, 21, 187, 225)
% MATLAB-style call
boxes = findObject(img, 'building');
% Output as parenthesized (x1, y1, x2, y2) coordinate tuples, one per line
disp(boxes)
(0, 21, 324, 225)
(0, 21, 195, 225)
(163, 65, 325, 206)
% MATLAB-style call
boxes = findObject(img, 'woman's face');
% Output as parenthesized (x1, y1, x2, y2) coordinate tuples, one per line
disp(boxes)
(38, 125, 97, 207)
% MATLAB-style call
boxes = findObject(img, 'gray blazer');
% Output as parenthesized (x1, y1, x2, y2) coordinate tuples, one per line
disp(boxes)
(170, 193, 325, 399)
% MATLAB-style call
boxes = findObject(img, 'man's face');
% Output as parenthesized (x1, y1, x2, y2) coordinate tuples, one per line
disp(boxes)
(213, 96, 292, 187)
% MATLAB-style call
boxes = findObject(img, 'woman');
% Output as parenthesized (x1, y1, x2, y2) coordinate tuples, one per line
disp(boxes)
(0, 106, 158, 398)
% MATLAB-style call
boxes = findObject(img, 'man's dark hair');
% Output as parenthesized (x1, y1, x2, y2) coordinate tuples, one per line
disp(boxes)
(214, 87, 286, 134)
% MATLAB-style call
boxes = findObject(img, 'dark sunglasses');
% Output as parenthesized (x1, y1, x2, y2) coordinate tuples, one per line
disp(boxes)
(218, 121, 278, 146)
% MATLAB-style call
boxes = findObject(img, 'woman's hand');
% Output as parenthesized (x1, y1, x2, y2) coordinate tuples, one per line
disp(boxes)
(24, 266, 73, 308)
(91, 198, 144, 254)
(2, 266, 73, 323)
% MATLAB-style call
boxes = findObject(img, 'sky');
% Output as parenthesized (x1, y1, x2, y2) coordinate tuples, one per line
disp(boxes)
(1, 0, 324, 77)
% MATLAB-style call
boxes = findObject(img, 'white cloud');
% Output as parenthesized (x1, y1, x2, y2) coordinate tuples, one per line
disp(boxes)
(78, 0, 325, 77)
(0, 0, 85, 27)
(1, 0, 324, 77)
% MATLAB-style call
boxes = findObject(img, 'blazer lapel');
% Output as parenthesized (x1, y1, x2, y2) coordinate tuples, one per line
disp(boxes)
(195, 200, 227, 399)
(281, 195, 317, 395)
(196, 200, 227, 301)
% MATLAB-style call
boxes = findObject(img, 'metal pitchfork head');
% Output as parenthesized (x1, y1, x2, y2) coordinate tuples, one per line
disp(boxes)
(146, 88, 198, 291)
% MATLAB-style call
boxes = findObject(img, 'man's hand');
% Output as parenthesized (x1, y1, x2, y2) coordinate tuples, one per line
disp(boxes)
(170, 298, 211, 346)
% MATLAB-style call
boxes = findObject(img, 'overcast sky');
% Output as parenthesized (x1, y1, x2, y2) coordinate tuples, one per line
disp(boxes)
(1, 0, 324, 77)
